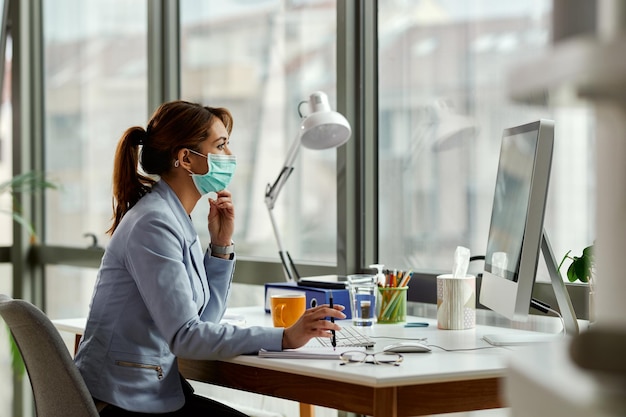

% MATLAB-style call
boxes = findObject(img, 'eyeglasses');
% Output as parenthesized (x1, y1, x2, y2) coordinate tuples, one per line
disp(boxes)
(339, 351, 404, 366)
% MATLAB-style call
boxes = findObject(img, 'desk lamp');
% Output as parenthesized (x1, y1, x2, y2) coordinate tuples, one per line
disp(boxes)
(265, 91, 351, 282)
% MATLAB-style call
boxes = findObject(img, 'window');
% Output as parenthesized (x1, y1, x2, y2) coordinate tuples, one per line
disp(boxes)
(180, 0, 340, 268)
(43, 0, 148, 248)
(377, 0, 595, 279)
(42, 0, 148, 317)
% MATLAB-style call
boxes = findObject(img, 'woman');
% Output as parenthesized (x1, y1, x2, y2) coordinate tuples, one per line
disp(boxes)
(74, 100, 345, 416)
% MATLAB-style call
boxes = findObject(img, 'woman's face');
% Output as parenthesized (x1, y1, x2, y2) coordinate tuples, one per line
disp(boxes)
(188, 118, 231, 175)
(200, 118, 231, 156)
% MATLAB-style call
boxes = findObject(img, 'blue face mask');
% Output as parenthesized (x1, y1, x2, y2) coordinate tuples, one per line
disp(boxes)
(187, 150, 237, 195)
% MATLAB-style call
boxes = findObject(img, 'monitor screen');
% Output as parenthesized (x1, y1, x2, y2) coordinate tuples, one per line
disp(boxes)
(479, 119, 554, 321)
(485, 129, 538, 283)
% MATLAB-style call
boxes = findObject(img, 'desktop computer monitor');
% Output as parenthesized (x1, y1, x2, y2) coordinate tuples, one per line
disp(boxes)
(479, 120, 578, 345)
(480, 119, 554, 321)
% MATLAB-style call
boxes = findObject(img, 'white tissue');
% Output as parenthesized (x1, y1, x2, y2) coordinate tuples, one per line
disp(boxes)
(452, 246, 470, 278)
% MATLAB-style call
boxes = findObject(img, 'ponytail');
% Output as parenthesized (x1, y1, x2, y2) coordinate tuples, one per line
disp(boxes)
(107, 127, 156, 235)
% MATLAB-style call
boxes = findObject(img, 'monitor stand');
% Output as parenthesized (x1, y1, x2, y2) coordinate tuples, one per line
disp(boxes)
(483, 230, 580, 346)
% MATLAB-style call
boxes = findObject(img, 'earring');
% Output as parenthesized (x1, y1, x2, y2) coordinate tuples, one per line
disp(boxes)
(174, 160, 180, 168)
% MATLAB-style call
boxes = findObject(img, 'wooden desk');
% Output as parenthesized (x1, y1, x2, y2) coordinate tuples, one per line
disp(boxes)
(53, 306, 527, 417)
(178, 358, 501, 416)
(180, 307, 512, 417)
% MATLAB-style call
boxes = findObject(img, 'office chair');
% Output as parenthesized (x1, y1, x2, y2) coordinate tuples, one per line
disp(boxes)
(0, 294, 99, 417)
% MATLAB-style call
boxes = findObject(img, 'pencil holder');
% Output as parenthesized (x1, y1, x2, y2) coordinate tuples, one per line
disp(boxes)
(377, 287, 408, 324)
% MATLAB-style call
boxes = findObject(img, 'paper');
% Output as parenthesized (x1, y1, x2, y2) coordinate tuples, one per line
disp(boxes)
(258, 345, 364, 360)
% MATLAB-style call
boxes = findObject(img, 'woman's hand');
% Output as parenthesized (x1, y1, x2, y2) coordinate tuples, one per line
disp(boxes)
(281, 304, 346, 349)
(208, 189, 235, 247)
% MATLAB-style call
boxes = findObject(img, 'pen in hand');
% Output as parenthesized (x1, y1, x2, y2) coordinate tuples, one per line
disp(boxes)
(330, 294, 336, 350)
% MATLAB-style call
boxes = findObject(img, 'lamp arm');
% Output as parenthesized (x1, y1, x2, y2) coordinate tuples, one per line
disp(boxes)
(265, 167, 293, 210)
(264, 131, 302, 209)
(267, 205, 296, 282)
(264, 131, 304, 282)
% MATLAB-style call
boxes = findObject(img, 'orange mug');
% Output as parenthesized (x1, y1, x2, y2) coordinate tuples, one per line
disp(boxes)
(270, 294, 306, 327)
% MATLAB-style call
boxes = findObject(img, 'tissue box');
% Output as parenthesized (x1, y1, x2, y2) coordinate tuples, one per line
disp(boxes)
(264, 282, 352, 319)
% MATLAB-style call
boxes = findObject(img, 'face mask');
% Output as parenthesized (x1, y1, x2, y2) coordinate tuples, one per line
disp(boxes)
(187, 150, 237, 195)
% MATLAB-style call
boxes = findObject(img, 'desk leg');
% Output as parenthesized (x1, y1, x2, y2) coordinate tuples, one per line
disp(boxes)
(74, 334, 81, 356)
(299, 403, 314, 417)
(373, 387, 397, 417)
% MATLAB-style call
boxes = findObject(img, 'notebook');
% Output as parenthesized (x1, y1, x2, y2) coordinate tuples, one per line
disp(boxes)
(258, 345, 363, 360)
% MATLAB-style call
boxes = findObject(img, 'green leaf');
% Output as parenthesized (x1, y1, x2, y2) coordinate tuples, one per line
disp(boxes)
(562, 244, 594, 283)
(573, 257, 589, 283)
(0, 171, 58, 194)
(582, 245, 594, 259)
(12, 211, 37, 237)
(7, 328, 25, 378)
(566, 262, 578, 282)
(1, 171, 58, 239)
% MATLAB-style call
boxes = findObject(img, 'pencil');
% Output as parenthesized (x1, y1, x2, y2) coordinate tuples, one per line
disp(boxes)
(330, 294, 336, 350)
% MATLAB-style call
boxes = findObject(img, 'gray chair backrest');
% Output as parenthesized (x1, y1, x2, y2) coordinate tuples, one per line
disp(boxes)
(0, 294, 99, 417)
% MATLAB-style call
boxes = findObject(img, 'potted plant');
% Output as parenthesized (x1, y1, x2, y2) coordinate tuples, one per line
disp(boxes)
(1, 171, 58, 376)
(559, 243, 595, 322)
(559, 244, 594, 283)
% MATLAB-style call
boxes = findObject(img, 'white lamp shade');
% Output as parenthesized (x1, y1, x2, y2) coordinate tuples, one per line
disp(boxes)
(300, 111, 351, 150)
(299, 92, 351, 150)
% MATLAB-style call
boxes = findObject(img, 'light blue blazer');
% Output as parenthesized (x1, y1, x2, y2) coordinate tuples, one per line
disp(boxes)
(74, 180, 282, 413)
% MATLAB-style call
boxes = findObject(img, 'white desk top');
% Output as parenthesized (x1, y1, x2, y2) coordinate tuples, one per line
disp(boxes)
(53, 317, 87, 334)
(52, 306, 555, 390)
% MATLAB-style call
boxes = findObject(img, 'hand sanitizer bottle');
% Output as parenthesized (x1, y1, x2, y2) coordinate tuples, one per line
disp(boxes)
(369, 264, 385, 286)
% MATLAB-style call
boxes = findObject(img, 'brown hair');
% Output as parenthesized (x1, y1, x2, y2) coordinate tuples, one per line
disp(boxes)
(107, 100, 233, 235)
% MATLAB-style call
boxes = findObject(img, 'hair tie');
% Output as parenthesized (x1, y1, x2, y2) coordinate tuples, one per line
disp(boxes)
(133, 129, 148, 146)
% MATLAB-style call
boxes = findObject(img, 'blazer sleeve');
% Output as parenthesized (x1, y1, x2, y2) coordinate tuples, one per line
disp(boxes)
(125, 208, 283, 359)
(199, 252, 234, 322)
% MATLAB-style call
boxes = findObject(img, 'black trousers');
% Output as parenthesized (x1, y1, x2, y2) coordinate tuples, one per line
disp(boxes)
(98, 377, 249, 417)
